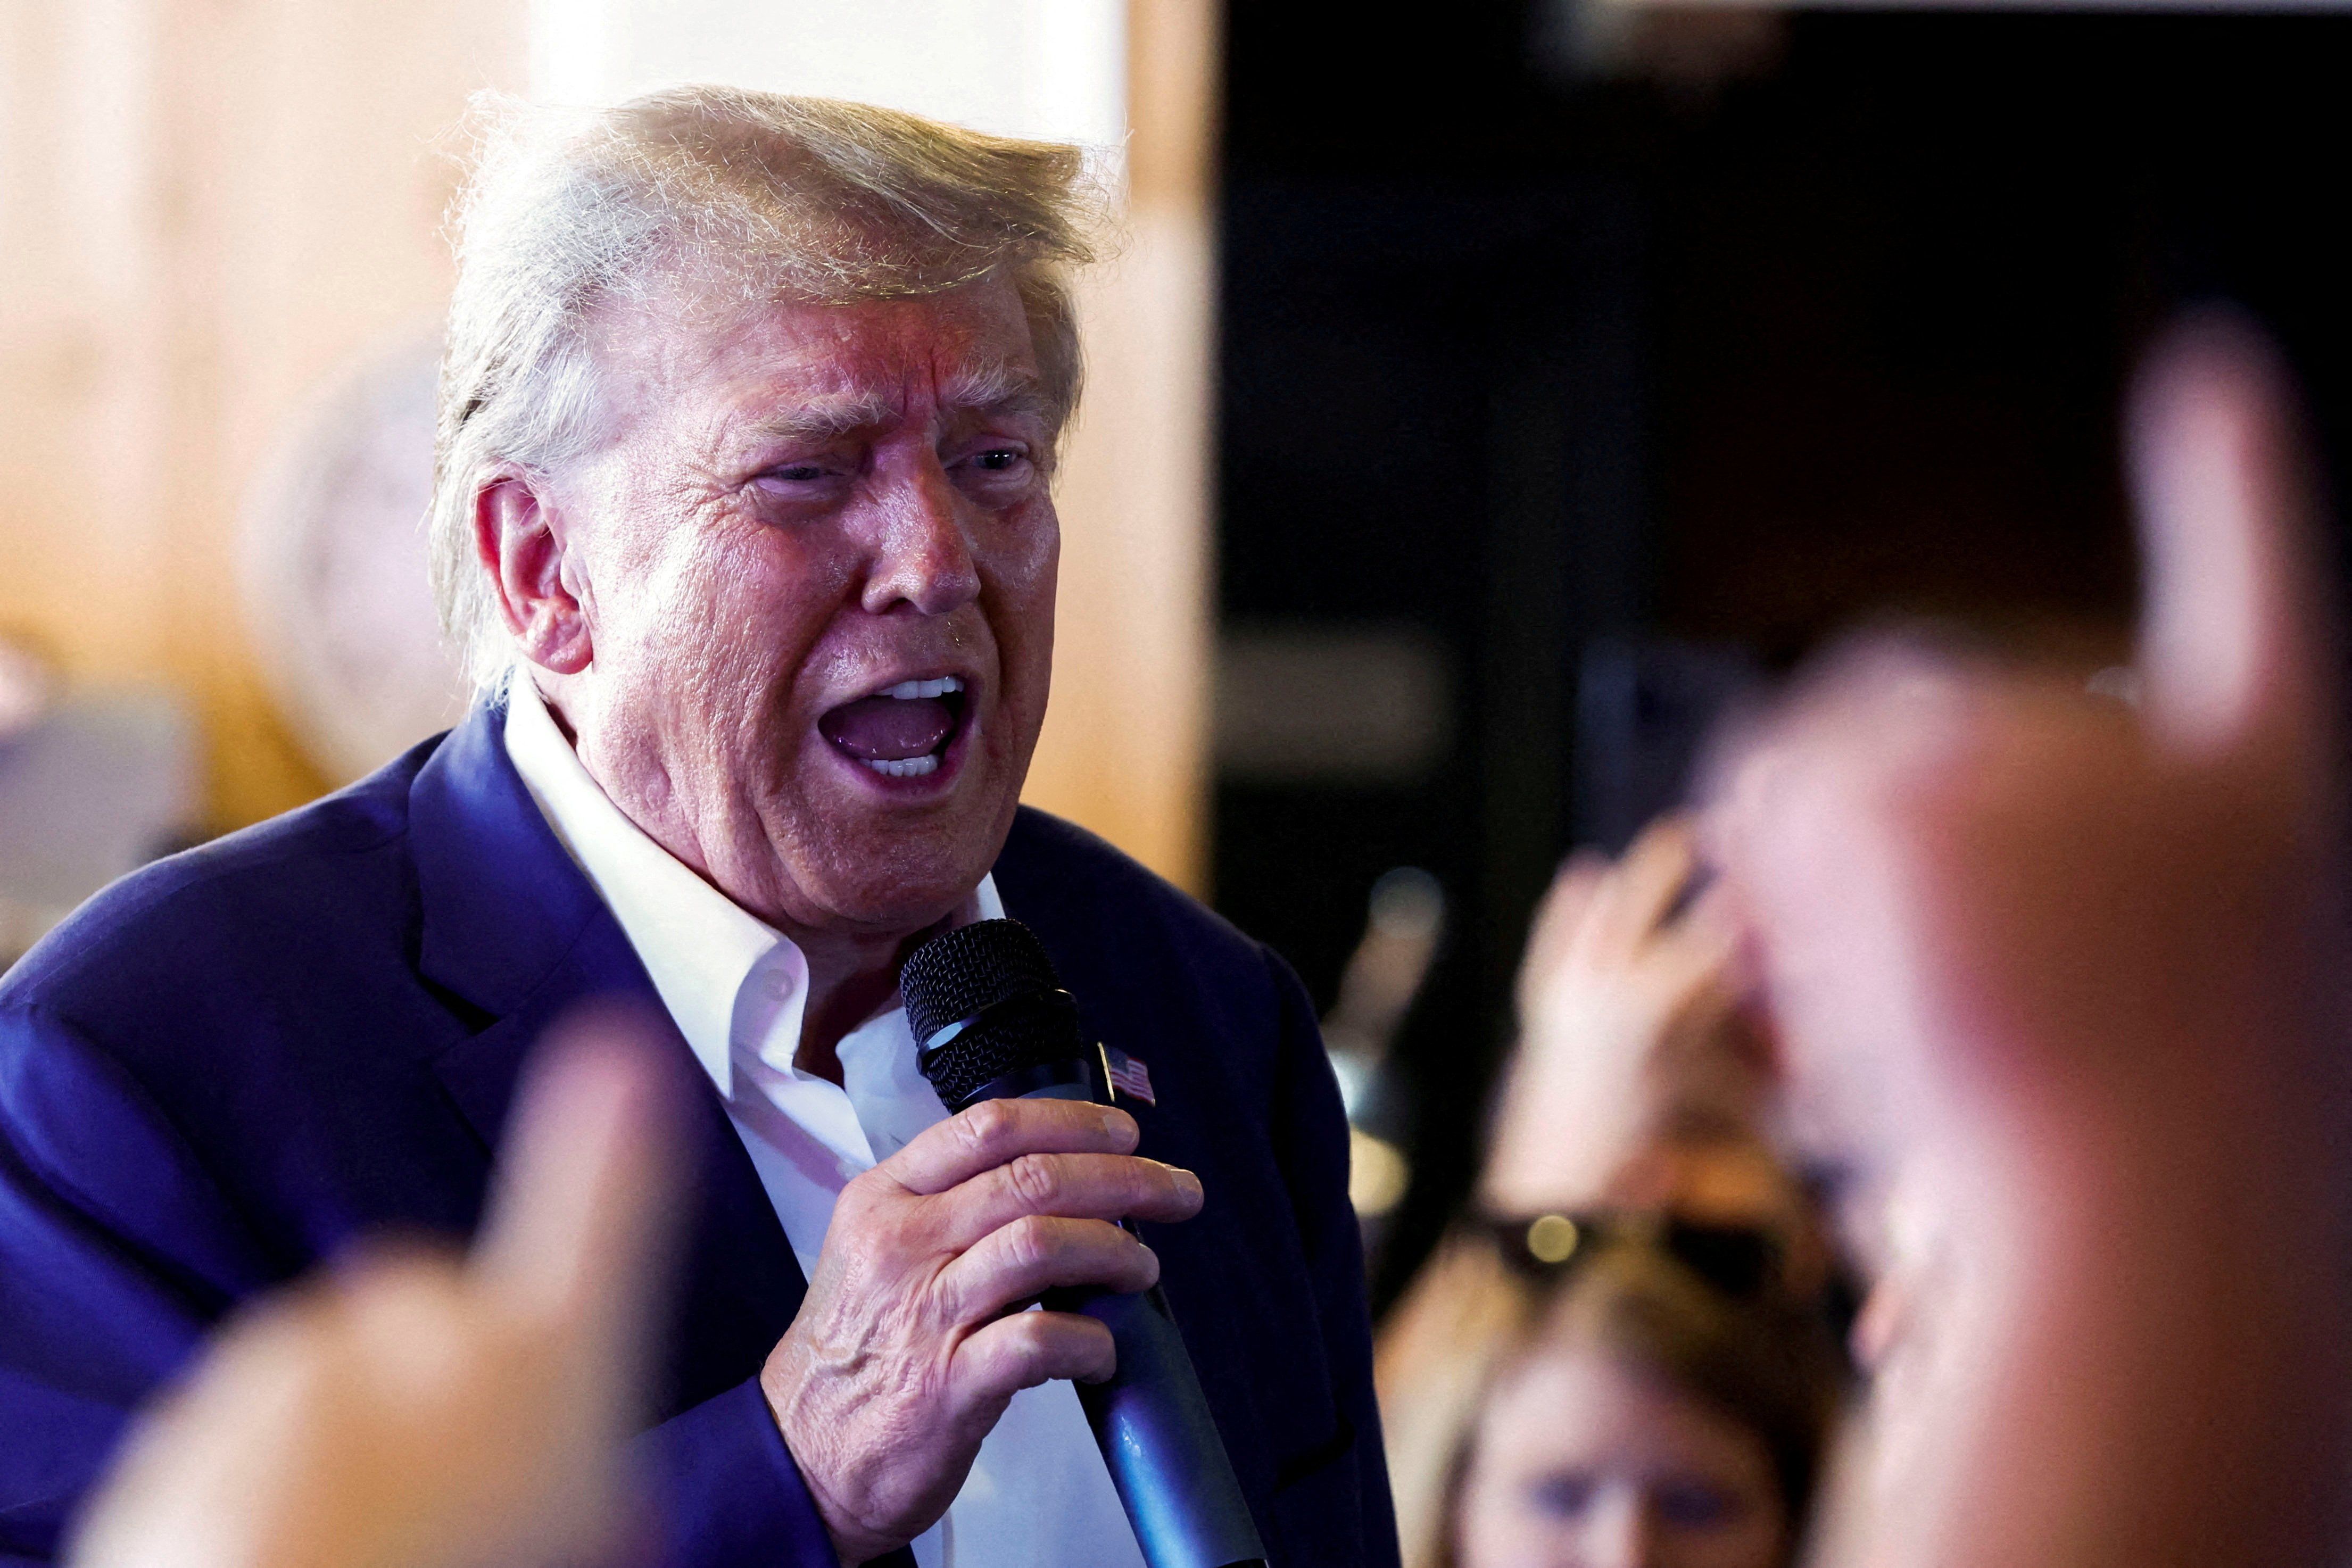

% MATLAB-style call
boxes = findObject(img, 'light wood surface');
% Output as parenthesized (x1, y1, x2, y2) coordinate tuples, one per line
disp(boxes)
(1018, 0, 1221, 893)
(0, 0, 527, 831)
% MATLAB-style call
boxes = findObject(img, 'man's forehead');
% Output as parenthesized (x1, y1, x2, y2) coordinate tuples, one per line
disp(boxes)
(752, 351, 1045, 417)
(592, 276, 1041, 422)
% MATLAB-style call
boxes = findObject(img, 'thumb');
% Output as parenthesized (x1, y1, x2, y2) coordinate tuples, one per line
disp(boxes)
(2129, 309, 2334, 766)
(471, 1007, 682, 1351)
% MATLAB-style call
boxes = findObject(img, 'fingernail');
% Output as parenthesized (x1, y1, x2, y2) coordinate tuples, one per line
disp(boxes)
(1167, 1166, 1203, 1204)
(1099, 1107, 1137, 1146)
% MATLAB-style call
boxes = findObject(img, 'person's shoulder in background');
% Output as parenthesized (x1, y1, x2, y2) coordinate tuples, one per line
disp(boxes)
(0, 732, 441, 1024)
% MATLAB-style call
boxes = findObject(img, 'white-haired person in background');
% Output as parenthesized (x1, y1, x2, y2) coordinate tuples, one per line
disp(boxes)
(0, 89, 1393, 1568)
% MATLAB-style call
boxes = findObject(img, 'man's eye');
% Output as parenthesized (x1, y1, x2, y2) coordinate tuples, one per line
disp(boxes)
(1653, 1480, 1746, 1529)
(970, 447, 1027, 473)
(1526, 1473, 1596, 1519)
(767, 463, 831, 483)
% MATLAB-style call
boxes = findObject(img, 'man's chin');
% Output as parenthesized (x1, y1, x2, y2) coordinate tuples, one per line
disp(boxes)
(775, 742, 1028, 927)
(784, 812, 1015, 933)
(795, 865, 991, 936)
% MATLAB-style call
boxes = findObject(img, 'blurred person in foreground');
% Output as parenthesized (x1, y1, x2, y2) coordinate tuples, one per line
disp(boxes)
(1705, 314, 2352, 1567)
(68, 1017, 678, 1568)
(1379, 821, 1845, 1568)
(0, 89, 1389, 1568)
(1379, 312, 2352, 1568)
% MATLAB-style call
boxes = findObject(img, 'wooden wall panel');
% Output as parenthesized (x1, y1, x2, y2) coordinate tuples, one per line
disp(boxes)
(0, 0, 525, 832)
(1018, 0, 1220, 893)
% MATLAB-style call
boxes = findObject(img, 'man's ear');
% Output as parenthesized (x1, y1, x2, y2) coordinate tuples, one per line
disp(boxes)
(476, 473, 593, 676)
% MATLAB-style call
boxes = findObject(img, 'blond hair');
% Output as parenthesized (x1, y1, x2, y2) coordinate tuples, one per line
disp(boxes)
(429, 86, 1106, 691)
(1376, 1230, 1842, 1568)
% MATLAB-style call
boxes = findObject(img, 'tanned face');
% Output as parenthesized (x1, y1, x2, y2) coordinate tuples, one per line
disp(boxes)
(514, 276, 1058, 940)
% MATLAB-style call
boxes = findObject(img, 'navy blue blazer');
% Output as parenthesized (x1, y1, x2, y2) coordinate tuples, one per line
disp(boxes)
(0, 701, 1398, 1568)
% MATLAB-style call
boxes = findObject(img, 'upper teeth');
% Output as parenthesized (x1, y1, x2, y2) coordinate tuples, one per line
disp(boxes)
(881, 676, 964, 700)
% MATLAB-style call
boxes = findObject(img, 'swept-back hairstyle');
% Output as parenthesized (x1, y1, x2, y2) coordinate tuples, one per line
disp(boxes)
(429, 86, 1105, 691)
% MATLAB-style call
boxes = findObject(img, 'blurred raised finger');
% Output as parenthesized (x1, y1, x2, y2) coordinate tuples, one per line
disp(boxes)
(1521, 852, 1609, 977)
(1514, 853, 1608, 1027)
(2130, 312, 2332, 765)
(473, 1011, 680, 1333)
(1580, 817, 1701, 962)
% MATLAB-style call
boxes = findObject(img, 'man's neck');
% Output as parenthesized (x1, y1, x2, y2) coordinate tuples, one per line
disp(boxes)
(790, 924, 947, 1086)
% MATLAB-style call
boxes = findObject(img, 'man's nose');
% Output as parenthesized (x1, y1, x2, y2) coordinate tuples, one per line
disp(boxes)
(860, 454, 982, 617)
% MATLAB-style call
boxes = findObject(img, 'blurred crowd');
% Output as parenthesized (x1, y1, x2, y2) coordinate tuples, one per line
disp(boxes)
(1380, 818, 1844, 1568)
(38, 325, 2352, 1568)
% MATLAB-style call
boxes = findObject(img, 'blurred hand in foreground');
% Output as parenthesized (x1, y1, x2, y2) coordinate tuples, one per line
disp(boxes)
(1707, 317, 2352, 1567)
(1486, 816, 1779, 1218)
(67, 1014, 681, 1568)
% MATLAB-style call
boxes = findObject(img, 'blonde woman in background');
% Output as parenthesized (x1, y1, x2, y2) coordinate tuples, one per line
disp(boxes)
(1379, 820, 1844, 1568)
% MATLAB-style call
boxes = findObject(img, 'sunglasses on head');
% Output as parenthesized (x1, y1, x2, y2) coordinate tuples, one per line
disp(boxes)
(1477, 1210, 1787, 1302)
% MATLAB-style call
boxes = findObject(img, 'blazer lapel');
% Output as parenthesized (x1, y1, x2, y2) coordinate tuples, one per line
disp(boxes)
(410, 701, 810, 1416)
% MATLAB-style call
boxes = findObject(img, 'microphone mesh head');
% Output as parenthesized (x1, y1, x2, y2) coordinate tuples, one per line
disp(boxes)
(901, 919, 1062, 1044)
(902, 920, 1082, 1107)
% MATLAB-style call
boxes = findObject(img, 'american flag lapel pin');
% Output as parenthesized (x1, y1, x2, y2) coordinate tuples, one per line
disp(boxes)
(1098, 1043, 1157, 1107)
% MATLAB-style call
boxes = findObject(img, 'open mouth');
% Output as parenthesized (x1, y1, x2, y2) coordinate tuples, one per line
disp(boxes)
(817, 675, 970, 780)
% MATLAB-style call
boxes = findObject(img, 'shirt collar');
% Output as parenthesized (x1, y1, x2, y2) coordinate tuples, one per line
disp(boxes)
(501, 668, 1001, 1099)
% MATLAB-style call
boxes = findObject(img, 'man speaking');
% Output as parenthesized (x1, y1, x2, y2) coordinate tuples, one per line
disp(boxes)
(0, 89, 1395, 1568)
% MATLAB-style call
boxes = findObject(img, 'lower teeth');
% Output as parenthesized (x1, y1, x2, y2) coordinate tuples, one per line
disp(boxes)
(862, 754, 940, 778)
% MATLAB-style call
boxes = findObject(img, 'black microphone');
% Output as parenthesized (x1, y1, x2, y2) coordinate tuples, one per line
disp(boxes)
(902, 919, 1270, 1568)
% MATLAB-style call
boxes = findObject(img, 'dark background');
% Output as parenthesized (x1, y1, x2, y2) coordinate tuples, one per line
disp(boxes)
(1208, 5, 2352, 1310)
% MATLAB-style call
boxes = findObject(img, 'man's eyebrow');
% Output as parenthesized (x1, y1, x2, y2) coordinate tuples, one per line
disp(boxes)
(731, 366, 1049, 451)
(940, 364, 1051, 425)
(736, 394, 901, 447)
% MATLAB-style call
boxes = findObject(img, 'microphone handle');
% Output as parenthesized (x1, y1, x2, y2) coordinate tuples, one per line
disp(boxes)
(1006, 1072, 1270, 1568)
(1042, 1279, 1269, 1568)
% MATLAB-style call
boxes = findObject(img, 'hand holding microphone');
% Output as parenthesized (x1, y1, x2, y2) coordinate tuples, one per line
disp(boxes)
(900, 919, 1271, 1568)
(759, 998, 1206, 1565)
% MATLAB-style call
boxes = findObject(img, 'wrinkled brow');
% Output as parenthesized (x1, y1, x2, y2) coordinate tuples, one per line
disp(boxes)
(939, 362, 1052, 427)
(739, 363, 1050, 448)
(741, 394, 901, 447)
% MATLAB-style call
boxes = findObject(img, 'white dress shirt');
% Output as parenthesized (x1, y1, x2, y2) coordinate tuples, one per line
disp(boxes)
(503, 674, 1143, 1568)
